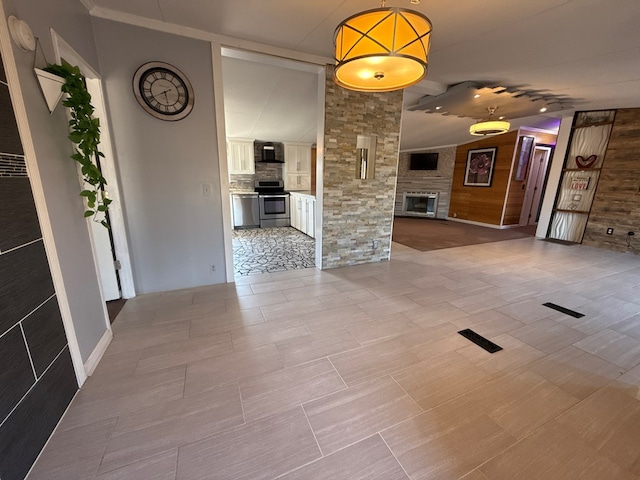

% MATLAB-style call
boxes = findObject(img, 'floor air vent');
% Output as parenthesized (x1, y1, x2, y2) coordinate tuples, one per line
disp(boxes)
(458, 329, 503, 353)
(542, 302, 585, 318)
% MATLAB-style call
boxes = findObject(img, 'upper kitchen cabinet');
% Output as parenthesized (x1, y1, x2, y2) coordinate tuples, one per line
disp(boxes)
(227, 138, 255, 175)
(284, 142, 312, 191)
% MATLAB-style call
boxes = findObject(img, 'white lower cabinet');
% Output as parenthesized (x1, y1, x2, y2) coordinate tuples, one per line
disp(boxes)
(290, 192, 315, 238)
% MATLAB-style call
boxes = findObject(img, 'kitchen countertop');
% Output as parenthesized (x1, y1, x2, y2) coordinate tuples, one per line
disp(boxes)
(289, 191, 316, 199)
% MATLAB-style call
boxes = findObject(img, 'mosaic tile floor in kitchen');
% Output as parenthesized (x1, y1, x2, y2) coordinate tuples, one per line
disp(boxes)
(233, 227, 316, 276)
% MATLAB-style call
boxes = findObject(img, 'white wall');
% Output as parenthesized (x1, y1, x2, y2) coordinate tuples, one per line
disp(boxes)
(92, 18, 227, 293)
(2, 0, 108, 363)
(536, 116, 573, 238)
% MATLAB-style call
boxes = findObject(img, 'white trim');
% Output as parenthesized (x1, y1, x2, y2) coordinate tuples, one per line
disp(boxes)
(51, 29, 136, 300)
(50, 32, 110, 329)
(518, 125, 560, 135)
(314, 66, 326, 269)
(0, 1, 87, 387)
(83, 328, 112, 376)
(211, 41, 235, 283)
(446, 216, 518, 230)
(536, 116, 574, 238)
(500, 132, 521, 226)
(79, 0, 96, 12)
(87, 6, 332, 67)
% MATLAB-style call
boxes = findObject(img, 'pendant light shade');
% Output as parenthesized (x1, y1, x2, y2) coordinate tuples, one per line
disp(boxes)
(334, 7, 432, 92)
(469, 107, 511, 136)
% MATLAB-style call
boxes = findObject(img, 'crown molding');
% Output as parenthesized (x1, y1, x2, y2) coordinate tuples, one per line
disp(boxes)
(87, 6, 332, 66)
(79, 0, 96, 12)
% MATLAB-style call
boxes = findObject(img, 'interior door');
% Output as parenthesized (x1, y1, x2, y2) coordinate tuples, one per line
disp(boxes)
(520, 146, 553, 226)
(83, 77, 120, 301)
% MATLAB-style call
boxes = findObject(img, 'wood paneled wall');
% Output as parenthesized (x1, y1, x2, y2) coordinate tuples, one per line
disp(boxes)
(503, 129, 558, 225)
(450, 131, 518, 225)
(582, 108, 640, 252)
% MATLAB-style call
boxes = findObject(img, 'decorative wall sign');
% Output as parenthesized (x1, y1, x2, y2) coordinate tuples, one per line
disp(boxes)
(464, 147, 497, 187)
(575, 154, 597, 168)
(570, 176, 590, 190)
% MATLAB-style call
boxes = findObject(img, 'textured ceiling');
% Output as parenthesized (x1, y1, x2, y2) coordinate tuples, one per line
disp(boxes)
(85, 0, 640, 149)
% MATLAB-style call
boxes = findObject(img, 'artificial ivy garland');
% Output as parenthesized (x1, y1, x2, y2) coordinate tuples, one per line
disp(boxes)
(44, 62, 111, 228)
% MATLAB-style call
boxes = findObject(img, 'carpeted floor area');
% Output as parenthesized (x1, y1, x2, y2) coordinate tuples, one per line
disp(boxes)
(392, 216, 537, 251)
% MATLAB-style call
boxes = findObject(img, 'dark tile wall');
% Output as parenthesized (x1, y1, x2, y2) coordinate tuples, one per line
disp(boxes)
(0, 51, 78, 480)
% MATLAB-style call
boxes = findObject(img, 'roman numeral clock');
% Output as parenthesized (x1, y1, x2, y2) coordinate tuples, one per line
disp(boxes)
(133, 61, 194, 121)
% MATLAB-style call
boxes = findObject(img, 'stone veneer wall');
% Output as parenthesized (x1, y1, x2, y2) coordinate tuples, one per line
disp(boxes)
(321, 66, 403, 268)
(395, 146, 456, 219)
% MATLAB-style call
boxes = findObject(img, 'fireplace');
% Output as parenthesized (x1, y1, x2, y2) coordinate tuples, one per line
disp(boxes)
(402, 191, 438, 218)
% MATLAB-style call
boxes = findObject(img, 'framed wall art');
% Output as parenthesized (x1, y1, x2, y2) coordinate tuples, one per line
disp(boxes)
(464, 147, 497, 187)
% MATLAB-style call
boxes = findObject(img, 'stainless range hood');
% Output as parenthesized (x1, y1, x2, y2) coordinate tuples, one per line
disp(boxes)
(258, 143, 284, 163)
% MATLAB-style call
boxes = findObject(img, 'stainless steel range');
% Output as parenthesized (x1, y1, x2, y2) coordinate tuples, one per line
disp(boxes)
(255, 180, 290, 228)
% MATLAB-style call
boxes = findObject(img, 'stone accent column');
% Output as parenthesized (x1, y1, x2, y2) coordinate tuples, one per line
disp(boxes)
(321, 66, 403, 269)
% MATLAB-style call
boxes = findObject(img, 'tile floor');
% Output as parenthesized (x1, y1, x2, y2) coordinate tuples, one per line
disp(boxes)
(27, 238, 640, 480)
(233, 227, 315, 276)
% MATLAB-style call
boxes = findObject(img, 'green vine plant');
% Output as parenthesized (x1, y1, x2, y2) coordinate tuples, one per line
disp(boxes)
(44, 61, 111, 228)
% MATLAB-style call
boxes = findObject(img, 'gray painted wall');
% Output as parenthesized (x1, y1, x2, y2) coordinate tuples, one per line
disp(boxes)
(92, 18, 226, 293)
(3, 0, 108, 362)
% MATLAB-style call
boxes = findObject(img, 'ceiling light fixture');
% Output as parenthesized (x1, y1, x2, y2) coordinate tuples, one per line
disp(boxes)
(539, 106, 547, 112)
(469, 107, 511, 136)
(333, 0, 432, 92)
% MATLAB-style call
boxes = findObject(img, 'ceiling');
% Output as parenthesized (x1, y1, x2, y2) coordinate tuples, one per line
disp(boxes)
(85, 0, 640, 150)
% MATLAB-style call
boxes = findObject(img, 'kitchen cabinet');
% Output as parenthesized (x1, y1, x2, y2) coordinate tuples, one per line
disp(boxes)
(290, 192, 315, 238)
(284, 143, 312, 191)
(227, 139, 255, 175)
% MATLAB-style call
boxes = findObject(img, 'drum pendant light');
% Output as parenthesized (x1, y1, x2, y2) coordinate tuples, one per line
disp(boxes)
(469, 107, 511, 136)
(333, 0, 432, 92)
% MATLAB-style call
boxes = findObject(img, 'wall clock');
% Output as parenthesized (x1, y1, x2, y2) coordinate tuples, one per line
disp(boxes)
(132, 61, 194, 121)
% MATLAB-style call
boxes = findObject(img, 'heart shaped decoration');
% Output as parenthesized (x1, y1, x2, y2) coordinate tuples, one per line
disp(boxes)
(575, 154, 597, 168)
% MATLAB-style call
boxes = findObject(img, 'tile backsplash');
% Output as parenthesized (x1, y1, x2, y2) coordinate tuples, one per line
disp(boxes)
(229, 141, 284, 193)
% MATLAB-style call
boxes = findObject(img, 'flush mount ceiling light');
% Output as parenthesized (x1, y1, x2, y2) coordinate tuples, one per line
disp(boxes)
(469, 107, 511, 136)
(333, 0, 432, 92)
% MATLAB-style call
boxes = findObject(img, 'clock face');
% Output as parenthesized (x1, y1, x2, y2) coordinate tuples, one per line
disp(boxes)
(133, 62, 194, 121)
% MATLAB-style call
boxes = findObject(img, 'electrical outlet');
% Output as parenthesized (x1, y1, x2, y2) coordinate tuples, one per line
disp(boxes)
(372, 240, 379, 249)
(203, 183, 212, 196)
(209, 264, 216, 273)
(606, 228, 614, 235)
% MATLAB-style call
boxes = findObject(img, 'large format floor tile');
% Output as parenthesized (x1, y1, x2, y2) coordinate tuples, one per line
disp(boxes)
(239, 358, 346, 422)
(303, 376, 422, 455)
(176, 407, 321, 480)
(555, 387, 640, 476)
(278, 434, 408, 480)
(98, 383, 244, 474)
(381, 395, 516, 480)
(28, 238, 640, 479)
(479, 420, 635, 480)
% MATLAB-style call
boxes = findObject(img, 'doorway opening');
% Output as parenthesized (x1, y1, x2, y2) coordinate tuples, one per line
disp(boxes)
(219, 48, 323, 277)
(519, 144, 554, 226)
(52, 32, 135, 311)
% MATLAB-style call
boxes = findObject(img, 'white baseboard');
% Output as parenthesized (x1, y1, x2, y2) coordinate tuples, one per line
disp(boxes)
(446, 217, 516, 230)
(83, 328, 113, 377)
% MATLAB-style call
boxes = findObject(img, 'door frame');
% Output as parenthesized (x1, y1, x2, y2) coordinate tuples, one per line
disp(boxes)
(51, 30, 135, 300)
(519, 144, 554, 226)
